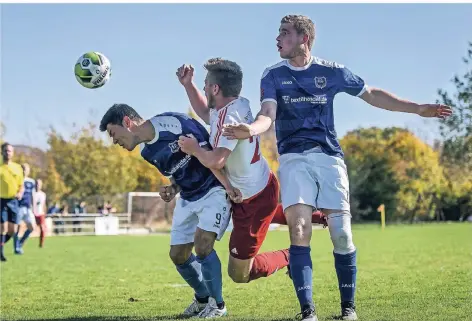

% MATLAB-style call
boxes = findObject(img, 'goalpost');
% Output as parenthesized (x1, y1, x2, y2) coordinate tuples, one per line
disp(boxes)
(127, 191, 281, 232)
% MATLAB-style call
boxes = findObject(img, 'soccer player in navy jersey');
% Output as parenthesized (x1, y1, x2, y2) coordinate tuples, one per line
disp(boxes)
(223, 14, 452, 321)
(14, 163, 36, 254)
(99, 105, 242, 318)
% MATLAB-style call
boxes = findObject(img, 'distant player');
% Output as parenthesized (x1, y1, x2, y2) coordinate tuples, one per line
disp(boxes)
(14, 163, 36, 254)
(177, 59, 326, 285)
(99, 105, 240, 318)
(0, 143, 24, 262)
(33, 179, 47, 248)
(223, 14, 453, 321)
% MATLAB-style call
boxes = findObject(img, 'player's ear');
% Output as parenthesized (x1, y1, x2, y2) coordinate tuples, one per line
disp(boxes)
(302, 34, 309, 46)
(213, 84, 220, 96)
(122, 116, 131, 128)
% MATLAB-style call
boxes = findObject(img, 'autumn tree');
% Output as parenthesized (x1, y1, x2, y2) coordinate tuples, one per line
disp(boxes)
(341, 127, 443, 222)
(436, 42, 472, 220)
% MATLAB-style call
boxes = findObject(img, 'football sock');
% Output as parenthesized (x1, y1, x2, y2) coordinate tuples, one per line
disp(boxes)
(175, 253, 210, 299)
(249, 249, 289, 281)
(289, 245, 314, 312)
(20, 229, 33, 245)
(334, 250, 357, 304)
(197, 250, 224, 304)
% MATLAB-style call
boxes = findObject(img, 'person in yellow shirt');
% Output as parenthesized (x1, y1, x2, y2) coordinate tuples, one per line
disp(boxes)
(0, 143, 24, 262)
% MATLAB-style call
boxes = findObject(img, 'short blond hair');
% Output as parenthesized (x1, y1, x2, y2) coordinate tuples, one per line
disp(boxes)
(281, 15, 315, 49)
(204, 58, 243, 97)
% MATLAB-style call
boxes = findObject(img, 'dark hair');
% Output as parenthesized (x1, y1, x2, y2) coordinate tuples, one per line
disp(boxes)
(99, 104, 143, 132)
(204, 58, 243, 97)
(1, 142, 11, 151)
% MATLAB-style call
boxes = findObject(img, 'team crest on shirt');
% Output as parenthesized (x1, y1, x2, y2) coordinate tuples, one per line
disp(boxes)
(168, 141, 180, 153)
(314, 77, 327, 89)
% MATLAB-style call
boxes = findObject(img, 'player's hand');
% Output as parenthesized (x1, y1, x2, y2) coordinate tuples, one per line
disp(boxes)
(176, 64, 195, 86)
(178, 135, 199, 155)
(160, 185, 177, 203)
(226, 187, 243, 203)
(222, 123, 254, 140)
(417, 104, 453, 119)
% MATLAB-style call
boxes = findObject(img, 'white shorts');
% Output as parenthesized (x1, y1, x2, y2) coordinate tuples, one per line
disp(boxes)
(278, 150, 350, 211)
(19, 207, 36, 226)
(170, 186, 232, 246)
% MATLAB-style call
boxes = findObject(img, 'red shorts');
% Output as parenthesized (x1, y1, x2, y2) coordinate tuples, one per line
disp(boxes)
(229, 173, 280, 260)
(35, 215, 45, 225)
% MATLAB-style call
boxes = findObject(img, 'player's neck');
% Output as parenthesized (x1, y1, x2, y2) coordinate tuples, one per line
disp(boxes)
(215, 96, 238, 111)
(2, 158, 10, 165)
(132, 120, 156, 144)
(288, 52, 312, 68)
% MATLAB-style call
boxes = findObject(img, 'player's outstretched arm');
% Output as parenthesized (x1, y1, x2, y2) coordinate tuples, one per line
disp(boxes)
(176, 64, 210, 124)
(222, 101, 277, 140)
(360, 87, 453, 119)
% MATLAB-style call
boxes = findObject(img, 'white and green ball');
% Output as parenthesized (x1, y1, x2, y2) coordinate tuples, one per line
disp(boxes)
(74, 52, 112, 89)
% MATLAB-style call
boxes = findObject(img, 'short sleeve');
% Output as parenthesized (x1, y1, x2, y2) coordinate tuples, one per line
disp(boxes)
(260, 68, 277, 104)
(214, 108, 240, 152)
(336, 66, 367, 97)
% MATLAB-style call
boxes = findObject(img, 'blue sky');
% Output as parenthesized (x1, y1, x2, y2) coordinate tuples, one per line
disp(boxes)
(1, 3, 471, 149)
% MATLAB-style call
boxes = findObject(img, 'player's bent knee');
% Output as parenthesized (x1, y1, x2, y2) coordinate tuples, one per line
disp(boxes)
(286, 204, 313, 246)
(327, 210, 356, 255)
(169, 245, 192, 265)
(227, 257, 251, 283)
(194, 229, 216, 258)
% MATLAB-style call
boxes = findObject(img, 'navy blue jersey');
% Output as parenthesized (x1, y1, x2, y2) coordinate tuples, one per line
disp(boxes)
(19, 177, 35, 208)
(260, 56, 366, 158)
(140, 112, 221, 202)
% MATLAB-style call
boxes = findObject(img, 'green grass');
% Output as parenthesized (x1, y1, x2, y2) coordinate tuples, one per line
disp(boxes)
(1, 223, 471, 321)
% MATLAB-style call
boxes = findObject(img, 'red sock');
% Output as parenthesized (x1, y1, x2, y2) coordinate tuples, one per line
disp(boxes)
(39, 227, 45, 247)
(270, 205, 327, 227)
(248, 249, 289, 282)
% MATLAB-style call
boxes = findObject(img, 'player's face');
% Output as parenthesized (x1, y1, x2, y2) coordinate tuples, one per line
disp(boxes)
(276, 23, 305, 59)
(36, 179, 42, 191)
(23, 164, 30, 177)
(106, 123, 136, 151)
(204, 76, 217, 109)
(2, 144, 13, 162)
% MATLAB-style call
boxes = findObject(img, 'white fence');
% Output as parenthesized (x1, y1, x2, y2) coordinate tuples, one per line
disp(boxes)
(40, 213, 131, 237)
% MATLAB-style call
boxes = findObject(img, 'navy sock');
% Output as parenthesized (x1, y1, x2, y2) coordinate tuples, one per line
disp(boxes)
(289, 245, 314, 312)
(13, 232, 19, 249)
(1, 234, 12, 256)
(20, 230, 33, 246)
(196, 250, 224, 304)
(175, 253, 210, 299)
(334, 250, 357, 304)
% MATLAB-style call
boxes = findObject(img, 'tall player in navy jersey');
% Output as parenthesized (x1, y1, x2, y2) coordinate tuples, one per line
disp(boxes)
(14, 163, 36, 254)
(99, 104, 241, 318)
(223, 15, 453, 321)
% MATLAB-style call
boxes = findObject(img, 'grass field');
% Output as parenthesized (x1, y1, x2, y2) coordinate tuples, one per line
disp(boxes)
(1, 223, 471, 321)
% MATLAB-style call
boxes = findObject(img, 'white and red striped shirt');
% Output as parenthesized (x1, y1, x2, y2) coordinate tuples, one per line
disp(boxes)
(209, 97, 270, 200)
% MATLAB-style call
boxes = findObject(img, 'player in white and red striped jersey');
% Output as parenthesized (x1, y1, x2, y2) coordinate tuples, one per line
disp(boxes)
(177, 58, 326, 285)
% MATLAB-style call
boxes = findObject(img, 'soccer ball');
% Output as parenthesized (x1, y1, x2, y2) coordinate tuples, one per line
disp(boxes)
(74, 52, 112, 89)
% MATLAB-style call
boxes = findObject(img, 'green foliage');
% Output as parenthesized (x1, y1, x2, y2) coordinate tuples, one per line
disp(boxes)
(341, 127, 443, 221)
(437, 42, 472, 219)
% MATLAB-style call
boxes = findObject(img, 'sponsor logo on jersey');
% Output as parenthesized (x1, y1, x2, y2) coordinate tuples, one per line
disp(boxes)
(282, 80, 293, 85)
(289, 95, 327, 104)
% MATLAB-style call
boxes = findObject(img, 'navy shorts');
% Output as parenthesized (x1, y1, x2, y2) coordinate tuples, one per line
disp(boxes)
(1, 198, 19, 224)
